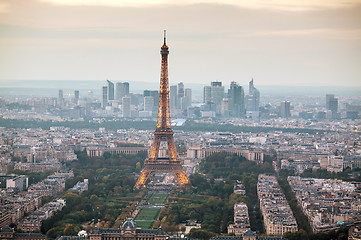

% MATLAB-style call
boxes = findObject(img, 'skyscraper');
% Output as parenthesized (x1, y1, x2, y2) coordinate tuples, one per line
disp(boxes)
(326, 94, 338, 113)
(203, 82, 224, 114)
(211, 81, 222, 87)
(228, 81, 245, 117)
(58, 89, 64, 106)
(211, 81, 225, 114)
(102, 86, 108, 108)
(170, 85, 177, 109)
(177, 82, 184, 108)
(144, 90, 159, 107)
(122, 96, 131, 118)
(246, 79, 260, 112)
(203, 86, 211, 103)
(326, 94, 338, 118)
(58, 89, 63, 100)
(280, 101, 291, 118)
(181, 88, 192, 110)
(107, 80, 114, 101)
(144, 96, 154, 112)
(326, 94, 334, 110)
(210, 81, 225, 105)
(116, 82, 129, 100)
(74, 90, 79, 105)
(221, 98, 231, 117)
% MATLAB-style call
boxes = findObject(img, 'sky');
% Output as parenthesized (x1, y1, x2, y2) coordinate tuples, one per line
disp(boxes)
(0, 0, 360, 87)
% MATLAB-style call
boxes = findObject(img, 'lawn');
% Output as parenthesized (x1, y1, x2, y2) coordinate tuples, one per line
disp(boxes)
(134, 208, 161, 229)
(148, 193, 169, 205)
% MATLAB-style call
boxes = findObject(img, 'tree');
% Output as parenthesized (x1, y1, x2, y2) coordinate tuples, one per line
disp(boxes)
(136, 162, 142, 172)
(188, 228, 215, 240)
(63, 224, 78, 236)
(46, 228, 58, 239)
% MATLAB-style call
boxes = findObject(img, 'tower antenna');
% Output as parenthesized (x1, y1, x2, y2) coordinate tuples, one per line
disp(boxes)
(164, 30, 166, 44)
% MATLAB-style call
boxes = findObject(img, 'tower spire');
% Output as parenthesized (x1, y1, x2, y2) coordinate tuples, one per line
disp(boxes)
(164, 30, 166, 45)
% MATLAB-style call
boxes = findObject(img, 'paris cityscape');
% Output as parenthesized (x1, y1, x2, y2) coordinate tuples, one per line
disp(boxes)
(0, 1, 361, 240)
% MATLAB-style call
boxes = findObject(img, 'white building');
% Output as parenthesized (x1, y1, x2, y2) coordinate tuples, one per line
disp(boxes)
(6, 175, 28, 191)
(144, 96, 154, 112)
(122, 96, 131, 118)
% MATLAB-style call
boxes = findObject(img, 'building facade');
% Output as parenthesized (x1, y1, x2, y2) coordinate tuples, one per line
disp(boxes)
(107, 80, 115, 101)
(122, 96, 131, 118)
(246, 79, 260, 112)
(89, 219, 167, 240)
(280, 101, 291, 118)
(102, 86, 108, 108)
(116, 82, 130, 101)
(228, 81, 245, 117)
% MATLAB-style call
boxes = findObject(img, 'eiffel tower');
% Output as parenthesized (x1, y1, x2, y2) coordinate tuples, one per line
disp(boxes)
(134, 31, 189, 189)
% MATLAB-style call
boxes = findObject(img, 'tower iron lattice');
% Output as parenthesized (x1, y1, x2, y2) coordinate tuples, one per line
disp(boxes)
(134, 31, 190, 189)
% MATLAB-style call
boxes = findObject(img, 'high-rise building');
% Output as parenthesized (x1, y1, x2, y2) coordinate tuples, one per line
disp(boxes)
(211, 81, 224, 114)
(326, 94, 338, 119)
(58, 89, 64, 106)
(107, 80, 114, 101)
(122, 96, 131, 118)
(130, 93, 142, 106)
(211, 81, 222, 87)
(177, 82, 184, 108)
(221, 98, 231, 117)
(203, 86, 211, 103)
(102, 86, 108, 108)
(144, 90, 159, 107)
(170, 85, 177, 109)
(144, 96, 154, 112)
(280, 101, 291, 118)
(58, 90, 63, 100)
(74, 90, 79, 104)
(181, 88, 192, 110)
(326, 94, 338, 113)
(116, 82, 129, 100)
(203, 82, 224, 114)
(228, 81, 245, 117)
(246, 79, 260, 112)
(210, 81, 225, 105)
(326, 94, 334, 109)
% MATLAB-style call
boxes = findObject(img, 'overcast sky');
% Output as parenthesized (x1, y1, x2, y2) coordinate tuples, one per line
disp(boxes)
(0, 0, 360, 87)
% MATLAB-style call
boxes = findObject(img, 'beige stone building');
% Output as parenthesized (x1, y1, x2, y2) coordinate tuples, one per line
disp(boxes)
(257, 175, 298, 236)
(89, 219, 167, 240)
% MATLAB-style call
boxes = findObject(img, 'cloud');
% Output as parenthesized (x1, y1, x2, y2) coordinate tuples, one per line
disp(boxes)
(0, 0, 360, 85)
(238, 28, 361, 40)
(0, 2, 9, 12)
(40, 0, 361, 11)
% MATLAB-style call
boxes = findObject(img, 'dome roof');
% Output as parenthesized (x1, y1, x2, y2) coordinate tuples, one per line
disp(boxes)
(122, 218, 136, 230)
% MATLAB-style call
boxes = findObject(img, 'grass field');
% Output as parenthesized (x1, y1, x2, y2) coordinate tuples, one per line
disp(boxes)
(134, 208, 161, 229)
(148, 193, 169, 205)
(133, 193, 169, 229)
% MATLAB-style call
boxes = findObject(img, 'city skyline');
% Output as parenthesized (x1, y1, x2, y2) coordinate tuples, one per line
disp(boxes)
(0, 0, 360, 87)
(0, 5, 360, 237)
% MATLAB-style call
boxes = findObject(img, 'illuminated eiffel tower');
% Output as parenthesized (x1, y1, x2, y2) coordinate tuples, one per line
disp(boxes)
(134, 31, 189, 189)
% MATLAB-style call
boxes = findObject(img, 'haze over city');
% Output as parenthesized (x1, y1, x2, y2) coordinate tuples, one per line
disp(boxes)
(0, 0, 360, 87)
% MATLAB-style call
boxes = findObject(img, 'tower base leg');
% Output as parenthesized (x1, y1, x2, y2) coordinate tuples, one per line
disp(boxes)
(134, 171, 151, 189)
